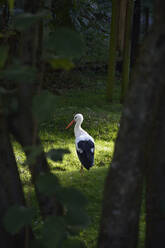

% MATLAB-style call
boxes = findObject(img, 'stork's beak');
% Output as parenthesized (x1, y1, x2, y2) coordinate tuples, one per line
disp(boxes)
(65, 119, 75, 129)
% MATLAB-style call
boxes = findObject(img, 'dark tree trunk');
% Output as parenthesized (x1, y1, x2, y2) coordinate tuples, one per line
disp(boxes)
(0, 111, 33, 247)
(145, 78, 165, 248)
(145, 0, 165, 247)
(144, 7, 149, 35)
(117, 0, 127, 56)
(131, 0, 141, 67)
(98, 0, 165, 247)
(120, 0, 134, 103)
(106, 0, 120, 101)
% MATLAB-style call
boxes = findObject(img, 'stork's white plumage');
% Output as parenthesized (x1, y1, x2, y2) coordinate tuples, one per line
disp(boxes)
(66, 113, 95, 170)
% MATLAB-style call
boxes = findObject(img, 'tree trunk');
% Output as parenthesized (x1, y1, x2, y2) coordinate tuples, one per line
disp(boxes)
(120, 0, 134, 103)
(131, 0, 141, 67)
(144, 7, 149, 36)
(117, 0, 127, 56)
(145, 77, 165, 248)
(0, 110, 33, 247)
(98, 1, 165, 246)
(145, 0, 165, 247)
(106, 0, 120, 102)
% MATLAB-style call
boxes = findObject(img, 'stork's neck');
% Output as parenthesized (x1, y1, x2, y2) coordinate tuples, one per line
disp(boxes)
(74, 120, 85, 138)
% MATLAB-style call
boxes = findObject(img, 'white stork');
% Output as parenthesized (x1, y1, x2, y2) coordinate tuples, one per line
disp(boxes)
(66, 113, 95, 171)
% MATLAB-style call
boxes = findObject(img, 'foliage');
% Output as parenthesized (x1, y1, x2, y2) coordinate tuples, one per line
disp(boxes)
(45, 28, 85, 59)
(1, 61, 37, 83)
(3, 205, 35, 234)
(4, 169, 89, 247)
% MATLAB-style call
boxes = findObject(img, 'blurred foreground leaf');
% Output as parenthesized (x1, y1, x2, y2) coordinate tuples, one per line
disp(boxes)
(1, 62, 36, 83)
(24, 145, 43, 165)
(45, 28, 85, 59)
(57, 187, 88, 208)
(42, 216, 67, 248)
(3, 205, 34, 234)
(36, 173, 60, 197)
(32, 91, 57, 123)
(14, 12, 45, 31)
(66, 207, 90, 228)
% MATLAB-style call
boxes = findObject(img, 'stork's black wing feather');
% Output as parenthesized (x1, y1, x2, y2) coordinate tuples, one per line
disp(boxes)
(76, 140, 94, 170)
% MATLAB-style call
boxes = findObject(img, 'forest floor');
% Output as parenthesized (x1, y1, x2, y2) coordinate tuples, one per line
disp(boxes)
(14, 71, 145, 248)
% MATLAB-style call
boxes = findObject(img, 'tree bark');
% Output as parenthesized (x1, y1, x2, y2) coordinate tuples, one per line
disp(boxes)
(145, 0, 165, 247)
(144, 7, 149, 36)
(131, 0, 141, 67)
(117, 0, 127, 56)
(145, 74, 165, 248)
(120, 0, 134, 103)
(0, 110, 33, 247)
(98, 2, 165, 247)
(106, 0, 120, 101)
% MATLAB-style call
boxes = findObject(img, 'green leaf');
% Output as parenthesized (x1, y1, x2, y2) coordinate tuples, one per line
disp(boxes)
(32, 90, 57, 123)
(8, 0, 14, 10)
(48, 56, 74, 71)
(46, 148, 70, 162)
(1, 62, 36, 83)
(0, 45, 9, 69)
(36, 173, 60, 197)
(14, 12, 44, 31)
(42, 216, 67, 248)
(56, 187, 88, 208)
(3, 205, 34, 234)
(24, 145, 43, 165)
(66, 207, 90, 228)
(45, 28, 85, 59)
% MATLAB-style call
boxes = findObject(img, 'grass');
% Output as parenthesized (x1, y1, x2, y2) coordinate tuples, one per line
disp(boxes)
(14, 73, 145, 247)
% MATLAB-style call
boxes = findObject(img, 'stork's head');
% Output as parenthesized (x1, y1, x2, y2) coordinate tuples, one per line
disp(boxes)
(66, 113, 84, 129)
(74, 113, 83, 123)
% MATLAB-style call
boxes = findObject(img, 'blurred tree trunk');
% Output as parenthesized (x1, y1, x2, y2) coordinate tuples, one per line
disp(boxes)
(120, 0, 134, 103)
(98, 0, 165, 247)
(144, 7, 149, 35)
(145, 79, 165, 248)
(145, 0, 165, 247)
(117, 0, 127, 57)
(131, 0, 141, 67)
(106, 0, 120, 102)
(0, 109, 34, 247)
